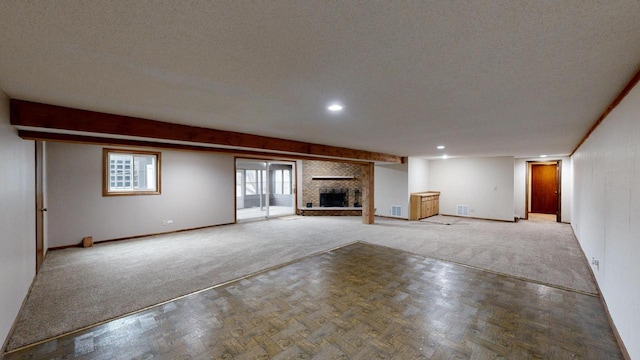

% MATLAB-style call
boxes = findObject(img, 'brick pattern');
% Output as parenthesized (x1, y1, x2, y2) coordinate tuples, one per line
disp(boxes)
(302, 160, 362, 208)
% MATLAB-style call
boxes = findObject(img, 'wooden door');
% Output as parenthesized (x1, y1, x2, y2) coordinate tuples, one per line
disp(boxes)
(35, 141, 45, 272)
(531, 164, 558, 214)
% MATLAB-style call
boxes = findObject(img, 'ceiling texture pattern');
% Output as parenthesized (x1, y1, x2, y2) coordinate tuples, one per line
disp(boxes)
(1, 1, 640, 158)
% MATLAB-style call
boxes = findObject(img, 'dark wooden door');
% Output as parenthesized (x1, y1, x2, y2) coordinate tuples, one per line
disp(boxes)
(35, 141, 44, 272)
(531, 164, 558, 214)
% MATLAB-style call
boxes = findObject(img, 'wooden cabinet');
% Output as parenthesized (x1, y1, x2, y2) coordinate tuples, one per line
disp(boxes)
(410, 192, 440, 220)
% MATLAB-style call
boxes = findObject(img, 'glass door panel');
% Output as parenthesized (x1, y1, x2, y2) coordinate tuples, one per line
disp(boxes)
(236, 160, 267, 220)
(236, 159, 296, 221)
(267, 162, 295, 218)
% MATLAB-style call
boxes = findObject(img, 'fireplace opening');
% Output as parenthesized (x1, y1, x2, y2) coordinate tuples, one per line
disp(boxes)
(319, 188, 348, 207)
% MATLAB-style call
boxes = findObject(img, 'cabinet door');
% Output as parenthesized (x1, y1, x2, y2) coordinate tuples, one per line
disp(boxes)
(421, 199, 429, 218)
(433, 198, 439, 215)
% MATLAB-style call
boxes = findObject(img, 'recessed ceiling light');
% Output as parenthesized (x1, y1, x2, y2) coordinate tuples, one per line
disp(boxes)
(327, 104, 343, 112)
(437, 145, 445, 150)
(540, 155, 548, 158)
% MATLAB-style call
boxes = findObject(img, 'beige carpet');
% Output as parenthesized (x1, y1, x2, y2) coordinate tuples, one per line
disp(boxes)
(419, 214, 466, 225)
(6, 216, 595, 351)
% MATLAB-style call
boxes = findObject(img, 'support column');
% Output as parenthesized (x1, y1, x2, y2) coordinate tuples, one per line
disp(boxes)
(361, 162, 375, 224)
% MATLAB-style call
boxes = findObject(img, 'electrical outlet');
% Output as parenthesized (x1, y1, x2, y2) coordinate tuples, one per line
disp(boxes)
(591, 257, 600, 270)
(166, 220, 173, 224)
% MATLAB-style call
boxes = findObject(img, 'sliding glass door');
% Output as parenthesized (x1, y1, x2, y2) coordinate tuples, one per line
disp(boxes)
(266, 162, 295, 218)
(235, 159, 295, 221)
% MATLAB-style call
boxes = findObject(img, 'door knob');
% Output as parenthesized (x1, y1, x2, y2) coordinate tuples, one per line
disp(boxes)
(41, 208, 47, 212)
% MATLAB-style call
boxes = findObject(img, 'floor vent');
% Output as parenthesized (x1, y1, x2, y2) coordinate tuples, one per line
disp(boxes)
(456, 205, 469, 216)
(391, 205, 402, 217)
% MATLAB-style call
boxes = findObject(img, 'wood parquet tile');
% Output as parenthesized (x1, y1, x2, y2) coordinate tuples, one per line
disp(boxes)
(3, 242, 623, 360)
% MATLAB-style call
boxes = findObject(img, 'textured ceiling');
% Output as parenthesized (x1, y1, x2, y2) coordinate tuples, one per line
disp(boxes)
(1, 1, 640, 158)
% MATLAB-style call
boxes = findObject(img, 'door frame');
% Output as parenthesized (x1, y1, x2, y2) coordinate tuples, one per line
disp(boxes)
(525, 160, 561, 222)
(235, 157, 297, 222)
(35, 141, 45, 272)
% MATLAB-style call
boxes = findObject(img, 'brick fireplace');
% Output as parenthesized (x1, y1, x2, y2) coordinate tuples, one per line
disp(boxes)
(300, 160, 363, 216)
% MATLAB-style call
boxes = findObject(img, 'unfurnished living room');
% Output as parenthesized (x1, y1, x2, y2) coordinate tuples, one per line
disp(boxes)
(1, 2, 639, 359)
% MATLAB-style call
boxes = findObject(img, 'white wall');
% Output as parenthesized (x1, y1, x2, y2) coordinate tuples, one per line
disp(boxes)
(47, 142, 235, 247)
(429, 156, 515, 221)
(514, 156, 572, 222)
(408, 157, 429, 193)
(375, 162, 409, 218)
(0, 91, 35, 348)
(572, 81, 640, 359)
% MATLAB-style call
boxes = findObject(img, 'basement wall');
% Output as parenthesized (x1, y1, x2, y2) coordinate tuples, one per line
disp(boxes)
(428, 156, 515, 222)
(408, 157, 430, 194)
(572, 80, 640, 359)
(0, 90, 35, 349)
(46, 142, 235, 248)
(374, 162, 409, 218)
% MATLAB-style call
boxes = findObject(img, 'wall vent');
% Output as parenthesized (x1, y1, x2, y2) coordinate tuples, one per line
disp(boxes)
(391, 205, 402, 217)
(456, 205, 469, 216)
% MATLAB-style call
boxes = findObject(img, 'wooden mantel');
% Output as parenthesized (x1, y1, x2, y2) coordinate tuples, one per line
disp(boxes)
(311, 176, 356, 180)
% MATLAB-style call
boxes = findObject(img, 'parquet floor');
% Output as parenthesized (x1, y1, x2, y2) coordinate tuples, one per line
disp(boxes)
(3, 242, 622, 359)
